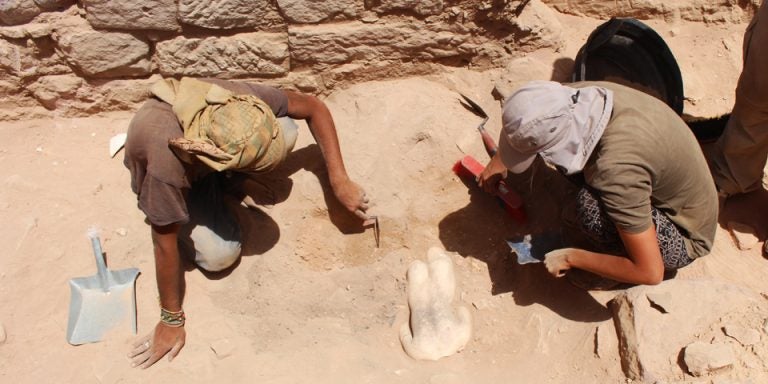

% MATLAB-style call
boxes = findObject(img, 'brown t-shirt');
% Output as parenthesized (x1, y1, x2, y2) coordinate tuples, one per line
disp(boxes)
(123, 79, 289, 226)
(576, 81, 718, 259)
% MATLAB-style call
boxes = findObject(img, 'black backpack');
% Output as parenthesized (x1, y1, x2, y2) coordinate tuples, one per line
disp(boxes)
(572, 18, 725, 142)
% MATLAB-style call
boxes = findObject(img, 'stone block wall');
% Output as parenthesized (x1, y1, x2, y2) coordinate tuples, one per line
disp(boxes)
(0, 0, 759, 120)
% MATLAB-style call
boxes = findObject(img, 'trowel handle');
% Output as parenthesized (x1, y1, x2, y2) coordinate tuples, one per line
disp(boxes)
(89, 233, 110, 292)
(478, 124, 498, 158)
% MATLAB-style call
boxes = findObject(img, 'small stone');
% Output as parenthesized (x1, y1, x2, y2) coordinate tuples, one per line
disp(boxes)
(683, 341, 735, 377)
(0, 323, 6, 344)
(115, 228, 127, 237)
(723, 324, 761, 346)
(361, 15, 379, 23)
(763, 318, 768, 334)
(293, 75, 319, 93)
(35, 146, 43, 152)
(727, 221, 759, 250)
(210, 339, 234, 359)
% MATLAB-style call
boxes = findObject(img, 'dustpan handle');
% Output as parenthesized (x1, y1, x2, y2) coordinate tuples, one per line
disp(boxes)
(89, 234, 110, 292)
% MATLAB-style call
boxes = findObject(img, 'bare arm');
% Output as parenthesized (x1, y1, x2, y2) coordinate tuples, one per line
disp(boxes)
(151, 224, 185, 312)
(128, 223, 186, 368)
(284, 90, 369, 219)
(545, 225, 665, 285)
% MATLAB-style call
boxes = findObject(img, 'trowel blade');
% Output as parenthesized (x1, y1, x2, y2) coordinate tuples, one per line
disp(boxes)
(506, 231, 564, 264)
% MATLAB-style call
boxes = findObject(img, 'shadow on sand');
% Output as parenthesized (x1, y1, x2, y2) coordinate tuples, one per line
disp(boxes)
(438, 159, 612, 323)
(185, 144, 365, 281)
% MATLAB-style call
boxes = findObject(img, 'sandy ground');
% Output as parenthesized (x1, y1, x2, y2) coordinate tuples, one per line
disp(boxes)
(1, 13, 767, 384)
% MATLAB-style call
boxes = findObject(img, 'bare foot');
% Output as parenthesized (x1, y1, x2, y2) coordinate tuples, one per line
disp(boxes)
(399, 247, 472, 360)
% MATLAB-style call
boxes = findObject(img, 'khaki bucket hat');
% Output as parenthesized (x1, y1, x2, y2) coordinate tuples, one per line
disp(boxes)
(497, 81, 613, 175)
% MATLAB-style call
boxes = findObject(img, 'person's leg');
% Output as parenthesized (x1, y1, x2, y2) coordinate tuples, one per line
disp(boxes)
(650, 206, 694, 270)
(278, 116, 298, 158)
(574, 188, 625, 256)
(711, 1, 768, 195)
(569, 188, 694, 288)
(566, 188, 625, 289)
(179, 172, 242, 272)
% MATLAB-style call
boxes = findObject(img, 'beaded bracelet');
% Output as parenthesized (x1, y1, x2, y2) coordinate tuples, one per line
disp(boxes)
(160, 308, 186, 327)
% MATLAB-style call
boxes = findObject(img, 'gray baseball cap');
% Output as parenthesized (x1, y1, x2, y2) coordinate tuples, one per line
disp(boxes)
(497, 81, 613, 175)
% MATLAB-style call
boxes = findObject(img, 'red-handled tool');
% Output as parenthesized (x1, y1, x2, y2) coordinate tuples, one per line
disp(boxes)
(453, 155, 526, 223)
(456, 93, 526, 224)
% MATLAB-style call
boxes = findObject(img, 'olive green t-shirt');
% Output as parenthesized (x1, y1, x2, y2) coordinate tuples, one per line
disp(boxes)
(576, 81, 718, 259)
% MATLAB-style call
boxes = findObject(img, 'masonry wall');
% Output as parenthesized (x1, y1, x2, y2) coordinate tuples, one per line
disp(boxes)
(0, 0, 759, 120)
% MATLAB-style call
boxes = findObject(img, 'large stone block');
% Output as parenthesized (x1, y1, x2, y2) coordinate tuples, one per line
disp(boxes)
(178, 0, 284, 30)
(0, 39, 22, 74)
(0, 0, 41, 26)
(0, 23, 53, 39)
(0, 36, 69, 78)
(155, 33, 289, 78)
(542, 0, 758, 23)
(502, 0, 563, 52)
(370, 0, 444, 16)
(55, 24, 151, 77)
(610, 279, 760, 382)
(33, 0, 75, 11)
(277, 0, 359, 23)
(86, 78, 155, 113)
(289, 22, 471, 65)
(27, 74, 82, 109)
(83, 0, 180, 31)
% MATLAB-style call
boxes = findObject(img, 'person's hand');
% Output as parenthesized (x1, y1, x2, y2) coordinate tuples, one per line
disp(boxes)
(478, 155, 508, 194)
(331, 177, 370, 220)
(543, 248, 575, 277)
(128, 322, 185, 369)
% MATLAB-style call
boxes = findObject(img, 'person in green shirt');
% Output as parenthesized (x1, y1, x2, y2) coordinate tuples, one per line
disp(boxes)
(479, 80, 718, 288)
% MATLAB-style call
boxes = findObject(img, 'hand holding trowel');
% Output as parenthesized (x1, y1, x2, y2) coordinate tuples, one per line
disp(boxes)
(505, 230, 564, 264)
(66, 228, 140, 345)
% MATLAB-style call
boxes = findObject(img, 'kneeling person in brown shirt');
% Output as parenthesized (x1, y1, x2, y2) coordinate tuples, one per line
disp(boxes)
(123, 78, 370, 368)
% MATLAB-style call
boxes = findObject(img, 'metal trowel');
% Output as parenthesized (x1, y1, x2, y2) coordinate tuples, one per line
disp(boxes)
(506, 230, 564, 264)
(66, 229, 140, 345)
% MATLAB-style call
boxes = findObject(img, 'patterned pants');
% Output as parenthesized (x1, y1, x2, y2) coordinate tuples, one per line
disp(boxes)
(575, 188, 693, 270)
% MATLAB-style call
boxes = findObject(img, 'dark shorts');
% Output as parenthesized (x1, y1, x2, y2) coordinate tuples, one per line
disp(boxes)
(575, 187, 693, 270)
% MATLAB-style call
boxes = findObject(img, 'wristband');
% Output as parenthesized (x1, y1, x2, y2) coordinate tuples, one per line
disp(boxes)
(160, 307, 185, 327)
